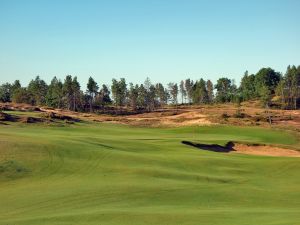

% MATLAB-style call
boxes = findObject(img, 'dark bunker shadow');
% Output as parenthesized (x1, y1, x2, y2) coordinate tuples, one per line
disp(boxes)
(182, 141, 235, 153)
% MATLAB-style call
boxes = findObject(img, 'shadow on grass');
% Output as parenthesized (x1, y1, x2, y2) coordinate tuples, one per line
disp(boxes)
(182, 141, 235, 153)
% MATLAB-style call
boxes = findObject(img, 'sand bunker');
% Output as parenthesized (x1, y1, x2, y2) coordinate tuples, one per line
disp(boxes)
(183, 141, 300, 157)
(233, 144, 300, 157)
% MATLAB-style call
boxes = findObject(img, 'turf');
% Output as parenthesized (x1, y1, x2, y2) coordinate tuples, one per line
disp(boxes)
(0, 121, 299, 225)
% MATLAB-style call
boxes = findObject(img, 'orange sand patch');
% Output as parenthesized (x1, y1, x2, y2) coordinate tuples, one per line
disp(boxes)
(233, 144, 300, 157)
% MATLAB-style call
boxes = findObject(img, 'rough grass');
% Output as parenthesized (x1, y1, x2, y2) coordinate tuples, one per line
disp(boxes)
(0, 121, 300, 225)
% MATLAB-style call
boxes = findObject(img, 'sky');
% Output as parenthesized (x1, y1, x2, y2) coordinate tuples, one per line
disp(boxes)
(0, 0, 299, 87)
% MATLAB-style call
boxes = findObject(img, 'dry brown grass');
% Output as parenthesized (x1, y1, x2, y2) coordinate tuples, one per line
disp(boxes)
(1, 102, 300, 130)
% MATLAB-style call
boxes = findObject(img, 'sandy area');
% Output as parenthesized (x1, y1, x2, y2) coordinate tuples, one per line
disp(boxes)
(39, 108, 213, 127)
(233, 144, 300, 157)
(1, 102, 300, 129)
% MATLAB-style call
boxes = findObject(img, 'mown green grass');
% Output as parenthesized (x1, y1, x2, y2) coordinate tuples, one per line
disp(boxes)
(0, 120, 299, 225)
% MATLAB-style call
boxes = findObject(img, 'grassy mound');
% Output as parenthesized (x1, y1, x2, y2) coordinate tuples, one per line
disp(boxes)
(0, 111, 17, 122)
(42, 112, 80, 122)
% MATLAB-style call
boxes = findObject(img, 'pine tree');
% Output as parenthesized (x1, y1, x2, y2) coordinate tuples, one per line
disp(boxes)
(72, 76, 81, 111)
(86, 77, 99, 112)
(0, 83, 12, 102)
(206, 80, 214, 103)
(179, 80, 186, 104)
(97, 84, 111, 107)
(137, 84, 147, 109)
(128, 83, 139, 110)
(63, 75, 73, 110)
(168, 83, 178, 105)
(111, 78, 127, 107)
(155, 83, 167, 106)
(185, 79, 193, 104)
(192, 79, 208, 104)
(27, 76, 48, 105)
(46, 76, 63, 108)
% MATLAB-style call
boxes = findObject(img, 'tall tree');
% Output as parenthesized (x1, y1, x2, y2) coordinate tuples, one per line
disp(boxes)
(0, 83, 12, 102)
(62, 75, 73, 110)
(111, 79, 118, 106)
(192, 79, 208, 104)
(128, 83, 139, 110)
(86, 77, 99, 112)
(11, 80, 21, 95)
(155, 83, 168, 106)
(215, 77, 232, 103)
(206, 80, 214, 103)
(254, 67, 280, 98)
(143, 78, 156, 111)
(111, 78, 127, 107)
(148, 84, 157, 111)
(144, 78, 151, 111)
(179, 80, 186, 104)
(230, 79, 238, 102)
(27, 76, 48, 105)
(185, 79, 193, 103)
(168, 83, 178, 105)
(275, 78, 286, 109)
(144, 77, 151, 91)
(46, 76, 63, 108)
(290, 65, 300, 109)
(280, 65, 300, 109)
(239, 71, 256, 101)
(260, 85, 272, 125)
(72, 76, 81, 111)
(96, 84, 111, 107)
(137, 84, 147, 109)
(12, 88, 31, 104)
(296, 66, 300, 108)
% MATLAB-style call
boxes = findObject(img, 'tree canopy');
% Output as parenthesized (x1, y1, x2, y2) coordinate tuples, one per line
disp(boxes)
(1, 64, 299, 111)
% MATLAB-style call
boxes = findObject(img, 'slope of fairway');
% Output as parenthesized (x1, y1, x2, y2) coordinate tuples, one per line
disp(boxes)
(0, 122, 300, 225)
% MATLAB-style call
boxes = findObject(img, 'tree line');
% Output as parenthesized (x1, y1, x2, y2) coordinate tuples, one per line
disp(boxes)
(0, 65, 299, 112)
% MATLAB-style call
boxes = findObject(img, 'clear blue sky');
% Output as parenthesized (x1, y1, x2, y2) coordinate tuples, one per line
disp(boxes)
(0, 0, 299, 87)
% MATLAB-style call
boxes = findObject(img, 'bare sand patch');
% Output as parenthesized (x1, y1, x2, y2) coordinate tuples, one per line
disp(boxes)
(2, 102, 300, 129)
(160, 111, 213, 126)
(182, 141, 300, 157)
(233, 144, 300, 157)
